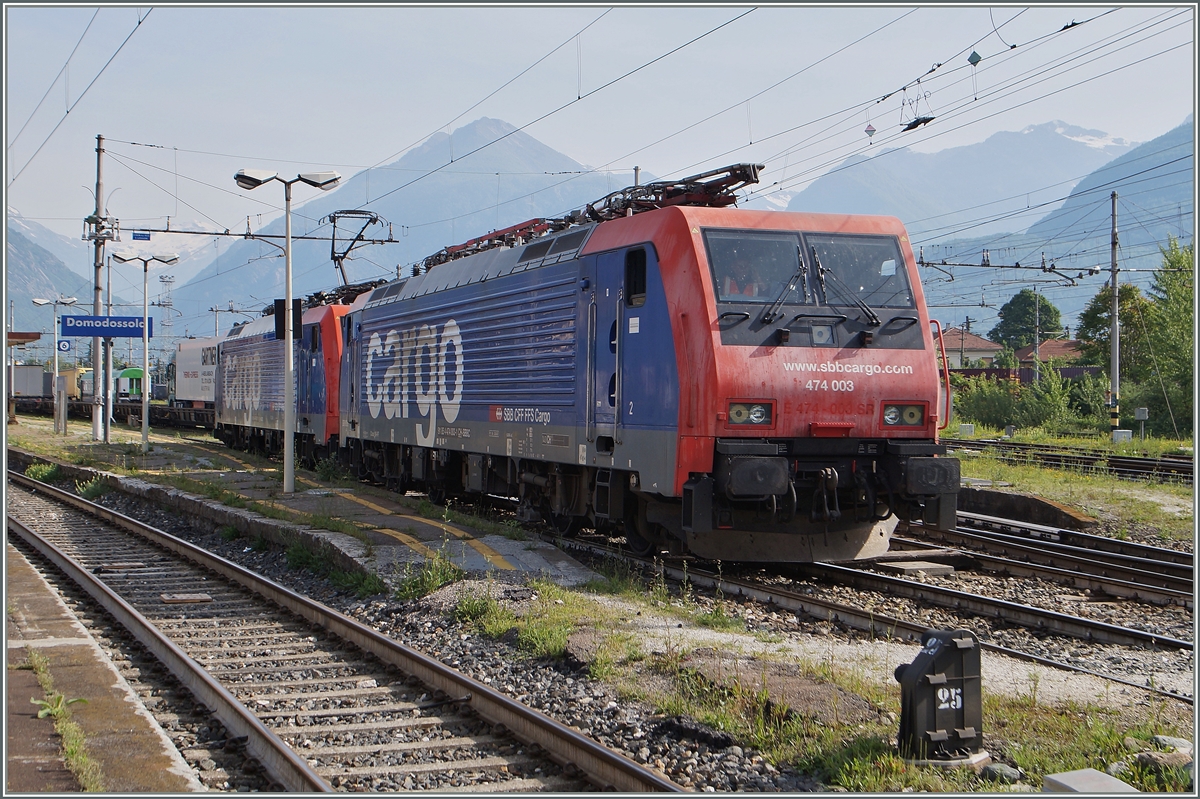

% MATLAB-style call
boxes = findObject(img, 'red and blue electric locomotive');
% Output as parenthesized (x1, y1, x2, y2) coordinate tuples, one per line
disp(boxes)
(214, 303, 350, 464)
(335, 164, 959, 562)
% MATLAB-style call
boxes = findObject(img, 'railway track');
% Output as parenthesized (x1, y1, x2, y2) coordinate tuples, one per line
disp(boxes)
(552, 534, 1193, 705)
(944, 438, 1195, 485)
(956, 511, 1194, 565)
(6, 471, 681, 793)
(791, 560, 1191, 650)
(12, 397, 213, 429)
(895, 517, 1193, 607)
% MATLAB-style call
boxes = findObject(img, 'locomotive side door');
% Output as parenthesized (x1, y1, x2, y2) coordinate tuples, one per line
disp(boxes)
(590, 250, 623, 452)
(340, 313, 360, 440)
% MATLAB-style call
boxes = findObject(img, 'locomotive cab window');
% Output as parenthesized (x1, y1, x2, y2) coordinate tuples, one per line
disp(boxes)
(703, 229, 806, 304)
(310, 325, 320, 351)
(806, 233, 914, 308)
(625, 248, 647, 307)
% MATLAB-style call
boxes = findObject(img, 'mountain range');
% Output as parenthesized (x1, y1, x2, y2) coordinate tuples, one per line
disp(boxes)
(7, 115, 1193, 343)
(169, 118, 643, 319)
(6, 228, 130, 335)
(913, 119, 1193, 330)
(784, 121, 1135, 239)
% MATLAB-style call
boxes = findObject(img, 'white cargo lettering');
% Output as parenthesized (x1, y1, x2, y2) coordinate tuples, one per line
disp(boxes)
(365, 320, 466, 447)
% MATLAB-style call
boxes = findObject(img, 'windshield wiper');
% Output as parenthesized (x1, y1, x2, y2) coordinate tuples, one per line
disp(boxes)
(811, 247, 881, 327)
(761, 245, 809, 324)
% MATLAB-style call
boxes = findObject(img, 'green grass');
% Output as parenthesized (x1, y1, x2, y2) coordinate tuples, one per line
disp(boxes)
(583, 555, 647, 598)
(454, 578, 619, 660)
(958, 450, 1193, 542)
(454, 588, 518, 638)
(695, 600, 745, 631)
(330, 570, 388, 598)
(74, 476, 108, 500)
(24, 462, 62, 482)
(957, 424, 1193, 459)
(313, 456, 350, 483)
(160, 474, 245, 508)
(393, 546, 466, 600)
(415, 498, 528, 540)
(284, 543, 386, 598)
(20, 649, 104, 792)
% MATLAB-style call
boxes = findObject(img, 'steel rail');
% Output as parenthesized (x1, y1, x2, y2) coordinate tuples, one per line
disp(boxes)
(891, 536, 1192, 608)
(897, 528, 1192, 595)
(917, 524, 1194, 583)
(553, 537, 1193, 705)
(793, 561, 1191, 650)
(6, 515, 332, 793)
(956, 511, 1194, 568)
(7, 471, 682, 793)
(944, 439, 1194, 484)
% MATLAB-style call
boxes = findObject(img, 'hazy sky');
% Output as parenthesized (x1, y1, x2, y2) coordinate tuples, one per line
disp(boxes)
(6, 5, 1196, 258)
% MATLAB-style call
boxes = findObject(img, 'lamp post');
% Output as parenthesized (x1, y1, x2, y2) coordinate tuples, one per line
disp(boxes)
(233, 169, 341, 493)
(32, 295, 78, 433)
(111, 251, 178, 453)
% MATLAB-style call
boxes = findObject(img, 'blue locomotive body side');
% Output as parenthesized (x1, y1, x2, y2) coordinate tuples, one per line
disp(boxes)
(339, 223, 682, 511)
(215, 306, 342, 457)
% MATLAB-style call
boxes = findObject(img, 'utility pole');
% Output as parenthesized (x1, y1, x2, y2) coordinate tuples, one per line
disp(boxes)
(959, 315, 970, 367)
(1109, 191, 1120, 438)
(1033, 286, 1040, 383)
(105, 255, 113, 444)
(84, 134, 117, 440)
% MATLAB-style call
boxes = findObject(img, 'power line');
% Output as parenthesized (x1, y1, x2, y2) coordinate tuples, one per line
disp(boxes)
(7, 8, 154, 189)
(103, 9, 616, 178)
(357, 8, 756, 211)
(743, 17, 1191, 203)
(6, 8, 100, 155)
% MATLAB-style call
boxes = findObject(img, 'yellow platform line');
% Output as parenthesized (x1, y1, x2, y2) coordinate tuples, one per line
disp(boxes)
(296, 476, 515, 571)
(142, 441, 513, 570)
(362, 528, 441, 559)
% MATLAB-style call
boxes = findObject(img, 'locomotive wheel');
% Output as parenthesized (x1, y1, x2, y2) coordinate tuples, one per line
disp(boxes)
(428, 487, 447, 506)
(623, 525, 655, 557)
(551, 514, 582, 538)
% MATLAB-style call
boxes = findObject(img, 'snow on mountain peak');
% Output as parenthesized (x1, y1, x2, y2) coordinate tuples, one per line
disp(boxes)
(1020, 120, 1134, 151)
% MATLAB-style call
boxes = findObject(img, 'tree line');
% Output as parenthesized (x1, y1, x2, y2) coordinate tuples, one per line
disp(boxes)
(951, 237, 1193, 438)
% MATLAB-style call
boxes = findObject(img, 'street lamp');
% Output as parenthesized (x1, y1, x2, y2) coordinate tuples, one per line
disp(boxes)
(111, 251, 178, 454)
(233, 169, 341, 493)
(32, 295, 78, 433)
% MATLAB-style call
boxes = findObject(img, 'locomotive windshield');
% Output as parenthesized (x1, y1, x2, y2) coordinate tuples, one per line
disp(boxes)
(705, 230, 804, 303)
(807, 233, 914, 309)
(705, 229, 914, 310)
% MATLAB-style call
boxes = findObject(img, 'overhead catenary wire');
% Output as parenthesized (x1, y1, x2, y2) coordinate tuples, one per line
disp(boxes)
(63, 7, 1180, 323)
(6, 8, 100, 155)
(7, 8, 154, 189)
(105, 8, 749, 251)
(355, 8, 757, 212)
(422, 6, 1182, 240)
(741, 15, 1192, 204)
(99, 7, 1180, 258)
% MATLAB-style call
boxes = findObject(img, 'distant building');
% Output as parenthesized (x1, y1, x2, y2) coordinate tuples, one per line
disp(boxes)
(941, 327, 1003, 367)
(1014, 339, 1083, 367)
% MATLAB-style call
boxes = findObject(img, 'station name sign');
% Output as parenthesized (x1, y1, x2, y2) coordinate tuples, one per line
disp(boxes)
(61, 315, 153, 338)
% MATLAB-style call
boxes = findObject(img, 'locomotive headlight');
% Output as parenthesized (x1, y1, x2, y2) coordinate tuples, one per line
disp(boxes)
(729, 402, 772, 425)
(883, 404, 924, 426)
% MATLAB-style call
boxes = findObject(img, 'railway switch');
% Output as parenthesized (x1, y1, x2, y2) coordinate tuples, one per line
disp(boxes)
(894, 629, 983, 761)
